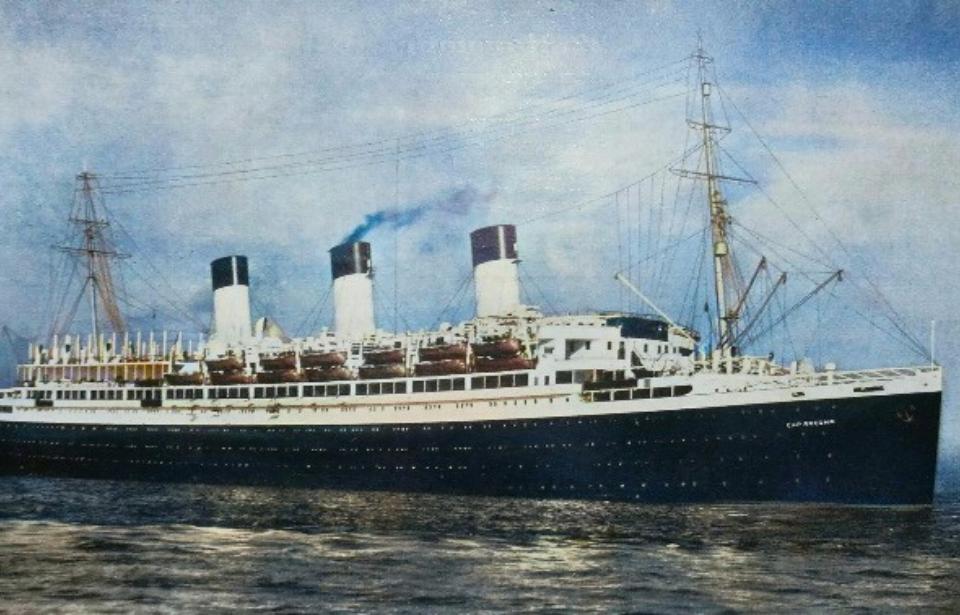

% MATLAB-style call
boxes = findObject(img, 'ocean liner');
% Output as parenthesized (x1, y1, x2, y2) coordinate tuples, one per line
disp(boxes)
(0, 47, 942, 505)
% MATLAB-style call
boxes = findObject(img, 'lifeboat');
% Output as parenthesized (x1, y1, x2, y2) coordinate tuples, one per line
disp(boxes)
(164, 372, 205, 386)
(300, 351, 347, 368)
(414, 359, 468, 377)
(418, 343, 468, 362)
(259, 353, 297, 370)
(359, 364, 407, 379)
(471, 339, 522, 358)
(256, 369, 304, 384)
(205, 355, 244, 371)
(209, 370, 255, 385)
(303, 367, 352, 382)
(363, 348, 404, 365)
(473, 357, 537, 373)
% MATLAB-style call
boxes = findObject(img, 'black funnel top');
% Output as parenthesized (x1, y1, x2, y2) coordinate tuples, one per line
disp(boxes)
(211, 255, 249, 291)
(470, 225, 517, 267)
(330, 242, 372, 280)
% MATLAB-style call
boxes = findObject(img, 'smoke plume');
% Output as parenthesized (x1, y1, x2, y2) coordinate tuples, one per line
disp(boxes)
(340, 185, 494, 244)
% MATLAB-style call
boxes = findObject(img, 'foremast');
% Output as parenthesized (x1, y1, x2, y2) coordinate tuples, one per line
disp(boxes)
(696, 49, 729, 350)
(679, 42, 754, 353)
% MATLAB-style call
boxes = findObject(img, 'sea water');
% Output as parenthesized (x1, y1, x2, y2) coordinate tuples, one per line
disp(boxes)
(0, 477, 958, 612)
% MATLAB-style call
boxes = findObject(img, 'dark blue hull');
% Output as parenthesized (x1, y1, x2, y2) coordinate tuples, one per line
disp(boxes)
(0, 391, 941, 505)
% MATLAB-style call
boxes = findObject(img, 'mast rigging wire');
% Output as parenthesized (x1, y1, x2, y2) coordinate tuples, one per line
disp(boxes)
(717, 84, 928, 358)
(99, 82, 688, 194)
(105, 58, 690, 179)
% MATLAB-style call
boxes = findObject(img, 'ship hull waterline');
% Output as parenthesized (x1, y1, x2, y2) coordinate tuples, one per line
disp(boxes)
(0, 391, 940, 506)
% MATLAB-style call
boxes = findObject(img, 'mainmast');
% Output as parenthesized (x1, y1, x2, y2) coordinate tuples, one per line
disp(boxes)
(54, 171, 129, 338)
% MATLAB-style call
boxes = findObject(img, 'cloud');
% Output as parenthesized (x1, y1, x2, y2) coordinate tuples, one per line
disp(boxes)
(734, 80, 960, 261)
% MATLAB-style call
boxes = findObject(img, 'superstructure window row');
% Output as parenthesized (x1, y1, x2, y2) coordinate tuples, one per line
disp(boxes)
(31, 369, 542, 403)
(357, 381, 408, 396)
(587, 384, 693, 402)
(209, 387, 249, 400)
(55, 390, 87, 400)
(165, 388, 203, 400)
(555, 370, 597, 385)
(304, 384, 350, 398)
(254, 386, 299, 399)
(471, 373, 529, 390)
(412, 378, 465, 393)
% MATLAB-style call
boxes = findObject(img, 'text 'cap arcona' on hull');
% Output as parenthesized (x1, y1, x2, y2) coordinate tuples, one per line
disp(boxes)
(0, 44, 943, 506)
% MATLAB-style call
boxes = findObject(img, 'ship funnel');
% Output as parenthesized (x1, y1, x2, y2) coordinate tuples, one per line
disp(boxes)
(330, 241, 375, 340)
(470, 224, 521, 317)
(210, 255, 252, 345)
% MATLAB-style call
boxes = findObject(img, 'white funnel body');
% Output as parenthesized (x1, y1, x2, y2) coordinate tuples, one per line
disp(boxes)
(471, 225, 521, 317)
(211, 255, 251, 345)
(330, 242, 375, 340)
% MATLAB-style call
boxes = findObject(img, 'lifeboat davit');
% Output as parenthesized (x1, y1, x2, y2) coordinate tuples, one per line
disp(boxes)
(473, 357, 536, 373)
(209, 370, 255, 385)
(256, 369, 304, 384)
(303, 367, 352, 382)
(359, 364, 407, 379)
(164, 372, 205, 386)
(414, 359, 468, 377)
(418, 343, 468, 362)
(300, 351, 347, 368)
(205, 355, 244, 371)
(471, 339, 522, 358)
(363, 348, 404, 365)
(259, 353, 297, 370)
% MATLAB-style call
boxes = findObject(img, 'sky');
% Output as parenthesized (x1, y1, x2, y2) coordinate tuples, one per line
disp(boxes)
(1, 1, 959, 458)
